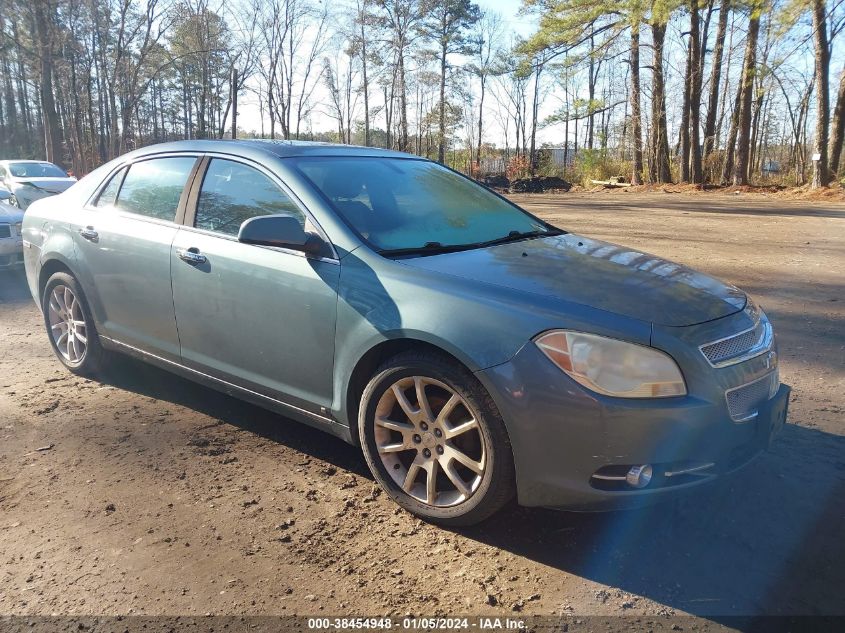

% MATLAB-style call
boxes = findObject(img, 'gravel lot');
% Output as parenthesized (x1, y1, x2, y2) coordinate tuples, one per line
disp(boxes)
(1, 192, 843, 623)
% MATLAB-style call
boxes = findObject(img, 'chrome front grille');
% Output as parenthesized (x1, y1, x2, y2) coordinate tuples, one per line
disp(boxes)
(725, 371, 778, 422)
(702, 322, 762, 363)
(700, 312, 772, 367)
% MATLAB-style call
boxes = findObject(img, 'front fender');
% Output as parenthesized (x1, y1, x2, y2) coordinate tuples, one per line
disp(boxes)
(330, 249, 652, 428)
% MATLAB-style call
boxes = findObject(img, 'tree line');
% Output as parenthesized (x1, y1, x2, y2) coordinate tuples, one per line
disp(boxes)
(1, 0, 843, 187)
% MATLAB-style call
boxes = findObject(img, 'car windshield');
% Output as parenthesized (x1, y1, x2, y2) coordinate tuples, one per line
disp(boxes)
(291, 157, 556, 253)
(8, 162, 67, 178)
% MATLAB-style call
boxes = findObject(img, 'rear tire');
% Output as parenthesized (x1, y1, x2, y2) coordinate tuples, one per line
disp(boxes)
(42, 272, 108, 376)
(359, 350, 515, 526)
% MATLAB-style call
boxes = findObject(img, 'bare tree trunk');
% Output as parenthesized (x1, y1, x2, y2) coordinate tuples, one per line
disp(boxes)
(358, 0, 371, 146)
(732, 5, 760, 186)
(231, 67, 238, 139)
(680, 47, 692, 183)
(529, 61, 543, 176)
(829, 65, 845, 178)
(398, 52, 409, 151)
(587, 27, 595, 150)
(438, 34, 447, 164)
(703, 0, 730, 163)
(811, 0, 830, 187)
(649, 21, 671, 183)
(630, 22, 644, 184)
(721, 77, 742, 183)
(476, 76, 486, 171)
(791, 82, 813, 185)
(689, 0, 704, 184)
(749, 75, 765, 179)
(0, 16, 18, 153)
(33, 3, 63, 164)
(753, 91, 771, 174)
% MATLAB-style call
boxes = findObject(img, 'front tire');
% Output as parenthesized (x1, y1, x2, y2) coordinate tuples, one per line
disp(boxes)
(359, 351, 515, 526)
(42, 272, 107, 376)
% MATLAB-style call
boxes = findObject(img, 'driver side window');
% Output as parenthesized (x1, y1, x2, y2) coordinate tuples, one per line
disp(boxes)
(195, 159, 304, 236)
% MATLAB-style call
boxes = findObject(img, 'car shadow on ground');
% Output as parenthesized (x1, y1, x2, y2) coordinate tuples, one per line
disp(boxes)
(99, 353, 373, 479)
(99, 353, 844, 618)
(0, 268, 31, 304)
(458, 421, 845, 618)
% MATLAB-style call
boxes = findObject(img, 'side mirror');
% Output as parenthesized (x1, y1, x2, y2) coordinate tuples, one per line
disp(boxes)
(238, 214, 325, 256)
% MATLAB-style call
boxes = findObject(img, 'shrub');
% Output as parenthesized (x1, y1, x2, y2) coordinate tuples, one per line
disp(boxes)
(506, 154, 531, 180)
(571, 149, 631, 187)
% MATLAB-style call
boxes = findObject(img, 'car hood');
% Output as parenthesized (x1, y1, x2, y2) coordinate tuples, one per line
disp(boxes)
(12, 178, 76, 194)
(399, 233, 746, 327)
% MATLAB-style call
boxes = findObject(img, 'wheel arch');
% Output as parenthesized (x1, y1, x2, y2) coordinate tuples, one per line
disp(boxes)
(344, 337, 480, 445)
(38, 257, 76, 304)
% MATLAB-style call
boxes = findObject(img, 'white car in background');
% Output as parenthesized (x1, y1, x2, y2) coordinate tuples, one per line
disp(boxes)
(0, 189, 24, 269)
(0, 160, 76, 210)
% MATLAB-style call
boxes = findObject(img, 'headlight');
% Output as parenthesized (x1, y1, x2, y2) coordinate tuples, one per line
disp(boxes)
(534, 330, 687, 398)
(13, 222, 22, 236)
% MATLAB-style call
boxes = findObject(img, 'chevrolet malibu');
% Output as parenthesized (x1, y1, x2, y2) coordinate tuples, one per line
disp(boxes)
(0, 159, 77, 210)
(21, 140, 790, 525)
(0, 195, 24, 268)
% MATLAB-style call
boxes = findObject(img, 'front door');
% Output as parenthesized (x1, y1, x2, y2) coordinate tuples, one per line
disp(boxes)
(170, 157, 339, 413)
(71, 156, 199, 361)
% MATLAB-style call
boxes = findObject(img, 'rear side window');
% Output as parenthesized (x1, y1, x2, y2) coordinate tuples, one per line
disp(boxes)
(93, 167, 126, 208)
(194, 159, 304, 236)
(115, 157, 196, 221)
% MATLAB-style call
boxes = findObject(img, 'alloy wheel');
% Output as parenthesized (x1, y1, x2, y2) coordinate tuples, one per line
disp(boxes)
(47, 284, 88, 363)
(374, 376, 487, 507)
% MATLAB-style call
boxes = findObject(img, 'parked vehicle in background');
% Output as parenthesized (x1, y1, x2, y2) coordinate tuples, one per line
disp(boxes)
(21, 140, 790, 526)
(0, 189, 24, 268)
(0, 160, 77, 210)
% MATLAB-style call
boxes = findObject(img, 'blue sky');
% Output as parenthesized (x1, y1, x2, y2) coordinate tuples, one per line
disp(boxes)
(478, 0, 536, 36)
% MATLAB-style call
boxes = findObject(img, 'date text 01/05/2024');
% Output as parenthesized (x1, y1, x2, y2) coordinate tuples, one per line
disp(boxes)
(306, 617, 527, 630)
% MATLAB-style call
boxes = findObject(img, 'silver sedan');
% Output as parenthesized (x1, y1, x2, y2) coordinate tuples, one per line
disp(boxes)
(0, 160, 76, 210)
(0, 193, 24, 268)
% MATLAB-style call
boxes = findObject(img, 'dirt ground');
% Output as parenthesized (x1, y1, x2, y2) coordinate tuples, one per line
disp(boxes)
(0, 192, 843, 626)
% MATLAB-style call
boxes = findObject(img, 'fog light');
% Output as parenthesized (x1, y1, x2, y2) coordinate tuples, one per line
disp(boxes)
(626, 464, 653, 488)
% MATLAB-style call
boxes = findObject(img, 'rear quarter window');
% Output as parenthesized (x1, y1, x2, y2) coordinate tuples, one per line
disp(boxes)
(93, 167, 126, 208)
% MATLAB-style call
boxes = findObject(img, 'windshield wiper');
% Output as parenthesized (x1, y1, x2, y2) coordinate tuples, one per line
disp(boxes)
(378, 241, 475, 258)
(379, 228, 565, 258)
(475, 228, 565, 248)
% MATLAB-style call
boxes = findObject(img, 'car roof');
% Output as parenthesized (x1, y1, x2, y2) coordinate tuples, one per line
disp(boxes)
(0, 160, 57, 165)
(121, 139, 419, 162)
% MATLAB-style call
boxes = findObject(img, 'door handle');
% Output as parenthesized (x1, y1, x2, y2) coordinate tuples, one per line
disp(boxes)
(79, 226, 99, 242)
(177, 247, 207, 265)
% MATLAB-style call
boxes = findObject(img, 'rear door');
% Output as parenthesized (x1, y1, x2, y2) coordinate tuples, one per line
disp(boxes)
(71, 155, 200, 361)
(170, 156, 340, 413)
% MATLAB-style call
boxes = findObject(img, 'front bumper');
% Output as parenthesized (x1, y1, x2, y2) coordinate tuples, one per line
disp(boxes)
(480, 340, 790, 511)
(12, 189, 54, 211)
(0, 237, 24, 268)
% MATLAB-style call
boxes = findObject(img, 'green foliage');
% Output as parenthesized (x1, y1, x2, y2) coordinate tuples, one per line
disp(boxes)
(418, 0, 481, 55)
(570, 149, 631, 186)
